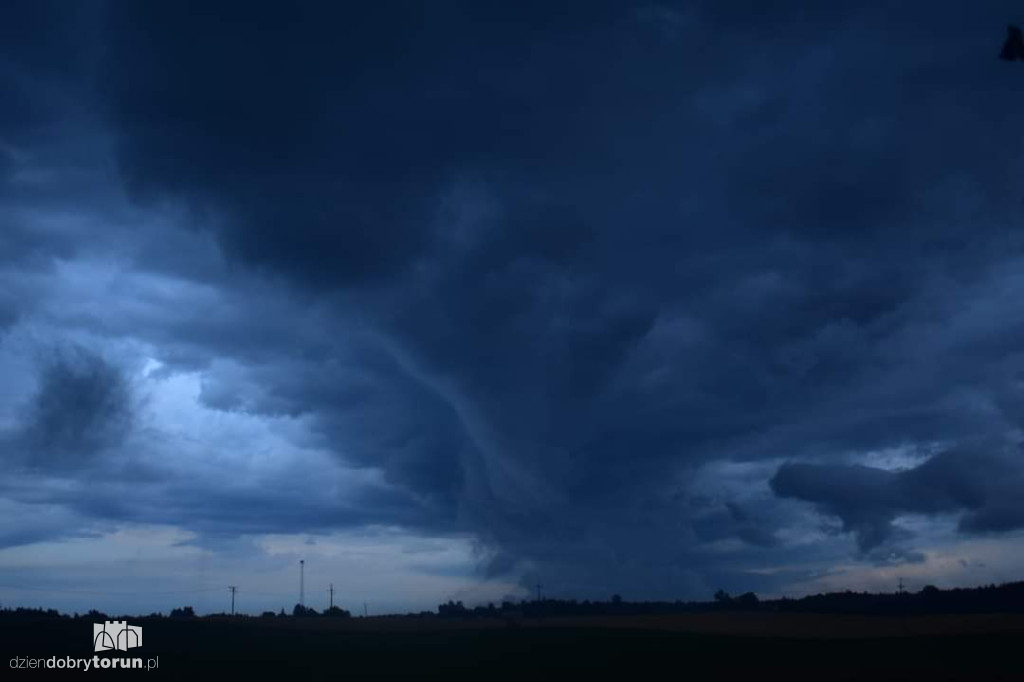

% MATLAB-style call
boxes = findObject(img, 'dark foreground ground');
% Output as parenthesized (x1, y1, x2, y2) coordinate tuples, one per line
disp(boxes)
(5, 613, 1024, 681)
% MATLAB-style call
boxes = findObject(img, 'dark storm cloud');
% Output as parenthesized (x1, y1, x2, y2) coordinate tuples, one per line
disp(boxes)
(691, 501, 780, 548)
(95, 0, 1024, 591)
(0, 1, 101, 194)
(0, 2, 86, 134)
(3, 0, 1024, 599)
(61, 476, 440, 539)
(97, 1, 634, 288)
(15, 348, 134, 470)
(771, 440, 1024, 551)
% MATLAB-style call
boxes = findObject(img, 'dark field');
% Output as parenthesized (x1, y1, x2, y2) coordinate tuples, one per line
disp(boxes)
(5, 614, 1024, 681)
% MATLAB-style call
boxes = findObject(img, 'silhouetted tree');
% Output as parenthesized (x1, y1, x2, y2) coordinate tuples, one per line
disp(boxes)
(735, 592, 760, 609)
(0, 606, 64, 620)
(438, 600, 468, 618)
(17, 578, 1024, 625)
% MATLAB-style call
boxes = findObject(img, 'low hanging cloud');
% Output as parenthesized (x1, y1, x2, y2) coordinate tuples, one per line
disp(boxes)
(771, 441, 1024, 552)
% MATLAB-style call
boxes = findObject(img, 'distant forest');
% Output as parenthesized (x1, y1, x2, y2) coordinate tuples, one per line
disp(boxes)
(5, 581, 1024, 621)
(437, 581, 1024, 618)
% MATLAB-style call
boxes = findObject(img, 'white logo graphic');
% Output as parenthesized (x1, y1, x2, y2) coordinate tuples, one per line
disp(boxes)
(93, 621, 142, 652)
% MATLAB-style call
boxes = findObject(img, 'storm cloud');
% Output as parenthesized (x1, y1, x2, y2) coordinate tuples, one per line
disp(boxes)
(772, 440, 1024, 551)
(2, 0, 1024, 609)
(21, 348, 134, 469)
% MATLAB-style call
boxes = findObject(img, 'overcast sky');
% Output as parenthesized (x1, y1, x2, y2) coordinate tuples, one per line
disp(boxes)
(2, 1, 1024, 616)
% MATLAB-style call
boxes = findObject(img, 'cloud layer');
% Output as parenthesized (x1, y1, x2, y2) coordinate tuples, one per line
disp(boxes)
(2, 1, 1024, 608)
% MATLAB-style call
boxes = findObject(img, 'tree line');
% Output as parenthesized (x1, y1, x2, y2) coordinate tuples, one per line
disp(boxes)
(5, 580, 1024, 620)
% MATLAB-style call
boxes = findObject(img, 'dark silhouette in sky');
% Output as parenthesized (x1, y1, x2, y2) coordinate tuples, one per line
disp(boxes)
(1000, 25, 1024, 60)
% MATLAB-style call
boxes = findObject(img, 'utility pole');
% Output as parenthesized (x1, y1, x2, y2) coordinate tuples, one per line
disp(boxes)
(300, 559, 305, 608)
(535, 583, 543, 601)
(228, 586, 237, 615)
(363, 602, 367, 617)
(328, 583, 334, 611)
(898, 577, 905, 596)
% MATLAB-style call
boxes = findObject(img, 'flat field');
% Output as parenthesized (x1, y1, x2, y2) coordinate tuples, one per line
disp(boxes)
(4, 613, 1024, 680)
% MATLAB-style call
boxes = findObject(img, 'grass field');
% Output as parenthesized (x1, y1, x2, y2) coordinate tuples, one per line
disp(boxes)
(5, 613, 1024, 680)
